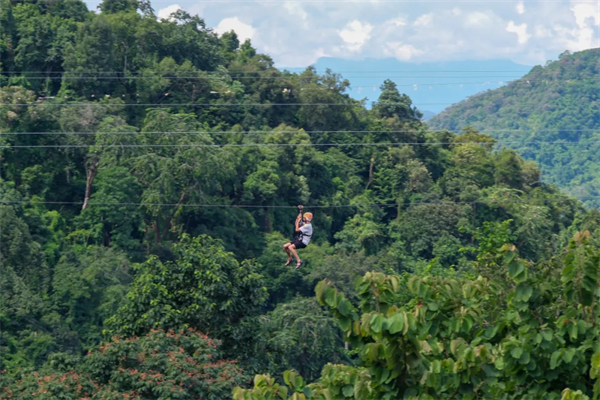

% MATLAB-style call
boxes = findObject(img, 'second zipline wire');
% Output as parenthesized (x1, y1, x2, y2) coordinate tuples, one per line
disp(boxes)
(1, 129, 599, 136)
(0, 196, 588, 209)
(2, 139, 600, 149)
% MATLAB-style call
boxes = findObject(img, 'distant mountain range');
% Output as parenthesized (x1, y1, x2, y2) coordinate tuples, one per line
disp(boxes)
(429, 49, 600, 208)
(281, 58, 533, 117)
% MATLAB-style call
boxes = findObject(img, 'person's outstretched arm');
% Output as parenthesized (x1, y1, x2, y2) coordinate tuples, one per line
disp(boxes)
(295, 214, 302, 231)
(295, 205, 304, 231)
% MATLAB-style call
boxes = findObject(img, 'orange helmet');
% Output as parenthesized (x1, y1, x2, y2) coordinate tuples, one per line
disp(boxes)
(303, 212, 313, 222)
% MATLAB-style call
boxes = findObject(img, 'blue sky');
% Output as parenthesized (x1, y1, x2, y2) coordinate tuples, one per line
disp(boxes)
(84, 0, 599, 68)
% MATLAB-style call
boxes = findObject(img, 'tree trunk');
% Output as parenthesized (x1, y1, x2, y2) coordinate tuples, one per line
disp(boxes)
(154, 219, 161, 243)
(82, 162, 98, 210)
(264, 208, 272, 233)
(162, 189, 186, 240)
(366, 156, 375, 189)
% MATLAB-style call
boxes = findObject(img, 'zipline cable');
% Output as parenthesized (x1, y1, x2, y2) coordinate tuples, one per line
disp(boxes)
(0, 69, 540, 74)
(8, 75, 527, 80)
(1, 129, 599, 136)
(0, 197, 587, 209)
(1, 140, 599, 149)
(0, 102, 469, 107)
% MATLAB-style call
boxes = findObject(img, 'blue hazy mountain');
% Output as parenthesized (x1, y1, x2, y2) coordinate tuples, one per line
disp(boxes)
(281, 58, 533, 116)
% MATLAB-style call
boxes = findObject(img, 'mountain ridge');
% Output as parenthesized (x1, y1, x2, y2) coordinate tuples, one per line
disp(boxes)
(429, 48, 600, 208)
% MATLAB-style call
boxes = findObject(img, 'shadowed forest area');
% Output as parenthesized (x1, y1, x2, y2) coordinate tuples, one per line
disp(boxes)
(2, 0, 600, 398)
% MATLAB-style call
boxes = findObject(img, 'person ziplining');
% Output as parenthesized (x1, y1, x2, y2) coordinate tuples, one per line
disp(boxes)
(283, 205, 313, 269)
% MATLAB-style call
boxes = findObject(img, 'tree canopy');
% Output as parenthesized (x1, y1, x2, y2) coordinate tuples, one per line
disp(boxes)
(1, 0, 600, 398)
(430, 49, 600, 208)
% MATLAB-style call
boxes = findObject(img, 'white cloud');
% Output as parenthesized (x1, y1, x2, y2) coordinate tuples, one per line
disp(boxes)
(414, 13, 433, 27)
(465, 11, 492, 27)
(534, 25, 553, 38)
(339, 20, 373, 52)
(384, 42, 423, 61)
(166, 0, 600, 67)
(283, 1, 308, 21)
(387, 17, 406, 27)
(507, 21, 532, 44)
(157, 4, 182, 21)
(214, 17, 256, 43)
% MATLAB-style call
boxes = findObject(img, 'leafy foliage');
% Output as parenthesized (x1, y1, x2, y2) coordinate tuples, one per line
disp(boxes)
(2, 328, 245, 400)
(1, 0, 600, 394)
(106, 234, 268, 359)
(235, 231, 600, 399)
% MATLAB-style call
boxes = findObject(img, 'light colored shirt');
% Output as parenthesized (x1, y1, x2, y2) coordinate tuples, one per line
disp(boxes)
(299, 224, 313, 246)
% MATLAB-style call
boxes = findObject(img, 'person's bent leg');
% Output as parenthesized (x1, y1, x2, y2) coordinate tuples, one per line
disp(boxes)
(283, 243, 293, 265)
(289, 244, 301, 263)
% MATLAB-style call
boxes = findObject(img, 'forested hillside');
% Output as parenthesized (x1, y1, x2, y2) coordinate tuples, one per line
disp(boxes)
(429, 49, 600, 208)
(2, 0, 600, 398)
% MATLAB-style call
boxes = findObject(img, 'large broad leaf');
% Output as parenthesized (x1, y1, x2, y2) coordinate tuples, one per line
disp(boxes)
(274, 386, 288, 399)
(550, 350, 562, 369)
(563, 348, 576, 363)
(324, 287, 338, 308)
(370, 313, 384, 333)
(541, 329, 553, 342)
(387, 312, 405, 334)
(507, 260, 524, 280)
(568, 323, 578, 340)
(342, 385, 353, 397)
(339, 316, 351, 332)
(337, 299, 352, 317)
(510, 347, 523, 359)
(315, 281, 326, 304)
(515, 284, 533, 302)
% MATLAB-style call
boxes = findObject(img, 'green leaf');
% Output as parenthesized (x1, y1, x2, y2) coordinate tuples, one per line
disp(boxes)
(510, 347, 523, 359)
(402, 311, 410, 335)
(283, 371, 292, 387)
(277, 386, 288, 399)
(370, 313, 384, 333)
(369, 343, 381, 361)
(507, 260, 524, 279)
(324, 287, 337, 308)
(339, 316, 352, 332)
(451, 339, 463, 355)
(515, 284, 533, 302)
(407, 312, 417, 331)
(563, 348, 576, 363)
(300, 387, 310, 399)
(380, 368, 390, 384)
(463, 314, 474, 332)
(577, 320, 587, 335)
(568, 323, 578, 340)
(592, 353, 600, 369)
(387, 313, 405, 334)
(342, 385, 354, 397)
(427, 302, 439, 311)
(519, 351, 530, 365)
(550, 351, 562, 369)
(315, 281, 326, 303)
(541, 329, 553, 341)
(337, 299, 352, 317)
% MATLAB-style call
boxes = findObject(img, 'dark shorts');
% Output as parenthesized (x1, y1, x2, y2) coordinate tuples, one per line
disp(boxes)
(290, 238, 307, 249)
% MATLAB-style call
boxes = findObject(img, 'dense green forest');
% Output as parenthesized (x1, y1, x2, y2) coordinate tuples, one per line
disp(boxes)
(430, 49, 600, 208)
(2, 0, 600, 398)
